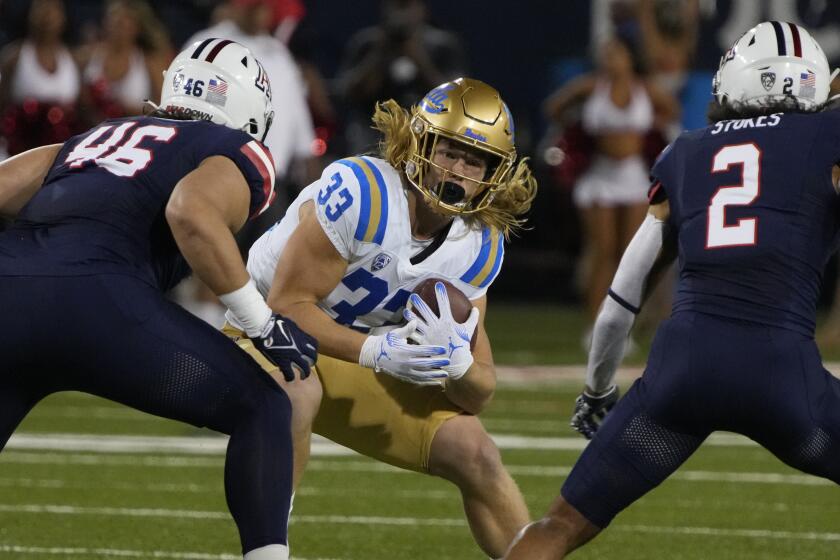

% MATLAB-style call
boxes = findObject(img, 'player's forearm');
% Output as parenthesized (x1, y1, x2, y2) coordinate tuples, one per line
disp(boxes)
(585, 211, 669, 393)
(275, 299, 368, 364)
(445, 360, 496, 414)
(585, 297, 636, 394)
(0, 144, 61, 218)
(168, 210, 250, 296)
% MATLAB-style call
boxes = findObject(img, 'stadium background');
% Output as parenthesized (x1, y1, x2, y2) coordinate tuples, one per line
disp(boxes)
(1, 1, 840, 558)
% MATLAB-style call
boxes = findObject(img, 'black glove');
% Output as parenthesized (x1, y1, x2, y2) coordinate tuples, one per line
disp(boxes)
(252, 314, 318, 382)
(570, 385, 620, 440)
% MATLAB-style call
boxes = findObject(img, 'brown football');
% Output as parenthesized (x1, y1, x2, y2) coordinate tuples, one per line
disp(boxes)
(411, 278, 477, 350)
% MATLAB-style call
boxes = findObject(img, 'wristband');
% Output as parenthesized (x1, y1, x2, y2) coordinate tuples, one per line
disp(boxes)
(219, 280, 272, 338)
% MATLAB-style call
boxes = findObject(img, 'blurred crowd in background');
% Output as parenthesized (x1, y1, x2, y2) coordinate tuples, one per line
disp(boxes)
(1, 0, 840, 344)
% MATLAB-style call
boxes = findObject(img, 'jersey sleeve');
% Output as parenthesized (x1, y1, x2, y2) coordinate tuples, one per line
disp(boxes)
(458, 227, 505, 299)
(648, 141, 676, 204)
(313, 156, 390, 260)
(190, 126, 277, 219)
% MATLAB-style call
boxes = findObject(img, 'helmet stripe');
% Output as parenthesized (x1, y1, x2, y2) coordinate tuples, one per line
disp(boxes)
(190, 38, 214, 60)
(770, 21, 786, 55)
(787, 22, 802, 57)
(205, 39, 234, 63)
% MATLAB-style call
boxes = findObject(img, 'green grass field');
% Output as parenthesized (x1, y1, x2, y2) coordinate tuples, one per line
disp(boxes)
(1, 305, 839, 559)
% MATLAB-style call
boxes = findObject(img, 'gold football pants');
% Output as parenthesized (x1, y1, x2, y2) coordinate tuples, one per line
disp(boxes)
(223, 323, 462, 472)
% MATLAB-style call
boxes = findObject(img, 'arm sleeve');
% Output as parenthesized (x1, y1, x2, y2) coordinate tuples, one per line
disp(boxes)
(585, 213, 668, 393)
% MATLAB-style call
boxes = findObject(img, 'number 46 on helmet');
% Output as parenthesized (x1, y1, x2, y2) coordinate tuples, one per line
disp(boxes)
(156, 39, 275, 142)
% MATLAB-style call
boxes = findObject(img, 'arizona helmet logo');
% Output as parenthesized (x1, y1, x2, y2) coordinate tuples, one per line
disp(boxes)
(760, 71, 776, 91)
(253, 60, 272, 100)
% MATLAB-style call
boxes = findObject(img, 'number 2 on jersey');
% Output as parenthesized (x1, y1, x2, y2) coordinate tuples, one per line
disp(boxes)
(706, 143, 761, 249)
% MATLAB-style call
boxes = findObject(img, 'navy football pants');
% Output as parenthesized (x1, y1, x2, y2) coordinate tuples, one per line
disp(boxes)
(562, 311, 840, 528)
(0, 274, 293, 553)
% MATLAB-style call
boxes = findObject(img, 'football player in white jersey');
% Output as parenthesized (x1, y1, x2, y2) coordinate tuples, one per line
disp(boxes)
(224, 77, 538, 557)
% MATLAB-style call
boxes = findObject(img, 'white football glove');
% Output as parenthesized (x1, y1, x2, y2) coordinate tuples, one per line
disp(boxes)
(358, 320, 450, 386)
(403, 282, 479, 381)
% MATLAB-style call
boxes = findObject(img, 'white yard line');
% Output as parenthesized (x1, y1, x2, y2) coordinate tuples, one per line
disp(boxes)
(0, 545, 239, 559)
(0, 452, 832, 487)
(4, 431, 760, 457)
(1, 508, 839, 543)
(497, 363, 840, 383)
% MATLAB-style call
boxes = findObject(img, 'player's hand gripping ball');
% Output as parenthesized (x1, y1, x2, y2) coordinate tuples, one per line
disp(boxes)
(410, 278, 477, 350)
(404, 278, 479, 382)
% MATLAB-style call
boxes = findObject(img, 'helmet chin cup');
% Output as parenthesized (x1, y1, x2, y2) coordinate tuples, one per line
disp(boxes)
(436, 181, 466, 205)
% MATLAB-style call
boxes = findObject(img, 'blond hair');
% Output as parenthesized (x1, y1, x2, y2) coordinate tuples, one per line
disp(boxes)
(371, 99, 538, 239)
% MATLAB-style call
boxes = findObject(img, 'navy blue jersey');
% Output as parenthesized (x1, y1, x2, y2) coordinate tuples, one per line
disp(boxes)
(0, 116, 276, 291)
(650, 110, 840, 335)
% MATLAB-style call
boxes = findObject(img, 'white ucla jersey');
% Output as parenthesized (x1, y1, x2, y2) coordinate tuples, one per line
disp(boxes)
(242, 156, 505, 332)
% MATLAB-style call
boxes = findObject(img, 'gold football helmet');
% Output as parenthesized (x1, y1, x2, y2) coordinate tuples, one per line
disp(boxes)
(405, 78, 516, 214)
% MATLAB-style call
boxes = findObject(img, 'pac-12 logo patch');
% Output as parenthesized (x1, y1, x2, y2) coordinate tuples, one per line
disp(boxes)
(172, 68, 185, 92)
(371, 253, 392, 272)
(760, 71, 776, 91)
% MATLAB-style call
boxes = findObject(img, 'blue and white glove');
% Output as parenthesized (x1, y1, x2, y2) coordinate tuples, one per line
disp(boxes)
(252, 314, 318, 382)
(403, 283, 480, 381)
(359, 320, 450, 386)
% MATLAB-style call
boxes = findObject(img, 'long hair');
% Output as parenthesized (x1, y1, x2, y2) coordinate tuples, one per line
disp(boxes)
(707, 97, 825, 123)
(371, 99, 538, 239)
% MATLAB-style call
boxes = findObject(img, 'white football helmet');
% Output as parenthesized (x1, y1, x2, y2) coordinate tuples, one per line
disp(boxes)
(713, 21, 838, 111)
(159, 39, 274, 141)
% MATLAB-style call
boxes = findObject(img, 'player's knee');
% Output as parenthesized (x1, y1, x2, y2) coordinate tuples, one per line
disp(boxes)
(227, 381, 293, 436)
(282, 373, 322, 434)
(435, 430, 505, 486)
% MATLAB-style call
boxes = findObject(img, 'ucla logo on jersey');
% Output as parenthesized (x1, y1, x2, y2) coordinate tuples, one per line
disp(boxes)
(422, 83, 456, 114)
(760, 71, 776, 91)
(371, 252, 392, 272)
(172, 68, 185, 92)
